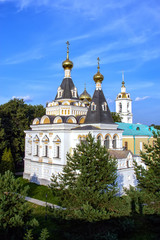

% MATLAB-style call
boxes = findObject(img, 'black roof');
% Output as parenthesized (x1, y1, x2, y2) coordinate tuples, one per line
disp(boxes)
(71, 125, 100, 131)
(55, 77, 79, 100)
(84, 89, 115, 124)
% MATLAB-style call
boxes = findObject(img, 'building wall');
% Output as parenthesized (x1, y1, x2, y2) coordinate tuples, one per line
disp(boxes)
(122, 136, 154, 155)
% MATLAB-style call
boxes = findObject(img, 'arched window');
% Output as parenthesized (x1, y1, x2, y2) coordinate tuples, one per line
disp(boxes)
(97, 135, 102, 144)
(119, 103, 122, 113)
(102, 102, 107, 111)
(53, 135, 61, 159)
(91, 102, 96, 111)
(113, 135, 118, 149)
(42, 135, 49, 157)
(104, 135, 110, 149)
(33, 135, 39, 156)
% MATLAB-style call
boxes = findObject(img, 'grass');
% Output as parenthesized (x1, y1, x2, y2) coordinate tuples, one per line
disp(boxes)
(18, 177, 59, 205)
(29, 203, 160, 240)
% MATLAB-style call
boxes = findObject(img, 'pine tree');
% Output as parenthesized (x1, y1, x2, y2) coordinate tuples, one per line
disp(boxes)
(0, 171, 38, 239)
(24, 229, 34, 240)
(50, 133, 118, 221)
(0, 148, 15, 174)
(134, 131, 160, 198)
(39, 228, 50, 240)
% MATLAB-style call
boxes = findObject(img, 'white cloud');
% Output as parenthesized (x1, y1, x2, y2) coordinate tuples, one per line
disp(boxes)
(12, 95, 32, 102)
(3, 48, 43, 65)
(135, 96, 150, 102)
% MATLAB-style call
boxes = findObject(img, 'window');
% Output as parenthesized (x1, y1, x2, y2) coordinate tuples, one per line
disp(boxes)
(113, 135, 117, 149)
(97, 135, 101, 144)
(136, 127, 140, 131)
(102, 102, 107, 111)
(124, 141, 128, 150)
(42, 135, 49, 157)
(140, 142, 142, 151)
(56, 145, 60, 158)
(33, 135, 39, 156)
(119, 103, 122, 113)
(53, 135, 61, 159)
(104, 136, 110, 149)
(127, 102, 129, 112)
(119, 95, 121, 98)
(91, 102, 96, 111)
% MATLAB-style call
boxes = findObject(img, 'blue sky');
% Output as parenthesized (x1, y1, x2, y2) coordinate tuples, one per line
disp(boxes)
(0, 0, 160, 125)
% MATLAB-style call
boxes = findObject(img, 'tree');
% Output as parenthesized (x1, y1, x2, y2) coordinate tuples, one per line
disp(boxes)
(0, 99, 45, 167)
(134, 131, 160, 198)
(0, 148, 15, 174)
(24, 229, 34, 240)
(0, 171, 38, 239)
(50, 133, 118, 221)
(39, 228, 50, 240)
(111, 112, 122, 122)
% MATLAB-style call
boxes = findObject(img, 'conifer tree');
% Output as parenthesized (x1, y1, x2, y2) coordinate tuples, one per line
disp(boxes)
(50, 133, 118, 221)
(0, 148, 15, 174)
(39, 228, 50, 240)
(0, 171, 38, 239)
(134, 131, 160, 198)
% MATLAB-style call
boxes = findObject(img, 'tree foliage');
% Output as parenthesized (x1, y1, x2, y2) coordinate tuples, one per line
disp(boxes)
(0, 99, 45, 168)
(50, 133, 118, 221)
(0, 171, 38, 239)
(134, 131, 160, 198)
(111, 112, 122, 122)
(0, 148, 15, 174)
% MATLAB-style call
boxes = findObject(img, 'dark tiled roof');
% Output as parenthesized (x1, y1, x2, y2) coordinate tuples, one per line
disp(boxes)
(55, 77, 79, 100)
(108, 150, 133, 159)
(71, 125, 100, 130)
(84, 89, 115, 124)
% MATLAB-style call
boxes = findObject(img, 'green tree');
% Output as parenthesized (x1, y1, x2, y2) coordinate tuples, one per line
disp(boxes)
(111, 112, 122, 122)
(134, 132, 160, 198)
(0, 99, 45, 167)
(39, 228, 50, 240)
(0, 148, 15, 174)
(50, 133, 118, 221)
(24, 229, 34, 240)
(0, 171, 38, 239)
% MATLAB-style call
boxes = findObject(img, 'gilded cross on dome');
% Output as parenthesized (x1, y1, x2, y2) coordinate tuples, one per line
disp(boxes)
(122, 70, 125, 86)
(66, 41, 70, 59)
(97, 57, 100, 72)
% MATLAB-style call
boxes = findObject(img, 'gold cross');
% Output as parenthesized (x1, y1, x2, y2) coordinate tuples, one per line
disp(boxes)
(97, 57, 100, 71)
(66, 41, 70, 59)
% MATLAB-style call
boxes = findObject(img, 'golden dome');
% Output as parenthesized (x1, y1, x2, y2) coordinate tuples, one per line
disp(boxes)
(62, 59, 73, 70)
(62, 41, 73, 70)
(93, 57, 104, 83)
(82, 98, 90, 106)
(80, 87, 91, 102)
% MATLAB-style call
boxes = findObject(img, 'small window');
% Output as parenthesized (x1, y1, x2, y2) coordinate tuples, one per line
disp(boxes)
(102, 102, 107, 111)
(91, 103, 96, 111)
(136, 127, 140, 130)
(119, 103, 122, 113)
(128, 95, 130, 98)
(57, 145, 60, 158)
(119, 95, 121, 98)
(124, 141, 128, 150)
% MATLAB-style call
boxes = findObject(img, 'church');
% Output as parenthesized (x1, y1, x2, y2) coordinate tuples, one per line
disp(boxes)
(23, 42, 144, 194)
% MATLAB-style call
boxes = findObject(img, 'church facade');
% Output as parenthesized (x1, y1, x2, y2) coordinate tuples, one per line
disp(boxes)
(23, 43, 142, 194)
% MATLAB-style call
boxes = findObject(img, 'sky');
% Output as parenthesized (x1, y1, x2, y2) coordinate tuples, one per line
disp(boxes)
(0, 0, 160, 125)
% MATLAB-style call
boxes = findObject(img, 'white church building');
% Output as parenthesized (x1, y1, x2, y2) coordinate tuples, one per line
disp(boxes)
(23, 43, 141, 194)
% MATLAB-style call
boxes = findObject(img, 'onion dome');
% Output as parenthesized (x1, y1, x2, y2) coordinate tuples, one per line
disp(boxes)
(62, 41, 73, 70)
(93, 57, 104, 83)
(80, 86, 91, 102)
(82, 98, 90, 106)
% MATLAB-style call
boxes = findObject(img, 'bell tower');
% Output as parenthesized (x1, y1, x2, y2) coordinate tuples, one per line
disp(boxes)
(115, 72, 133, 123)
